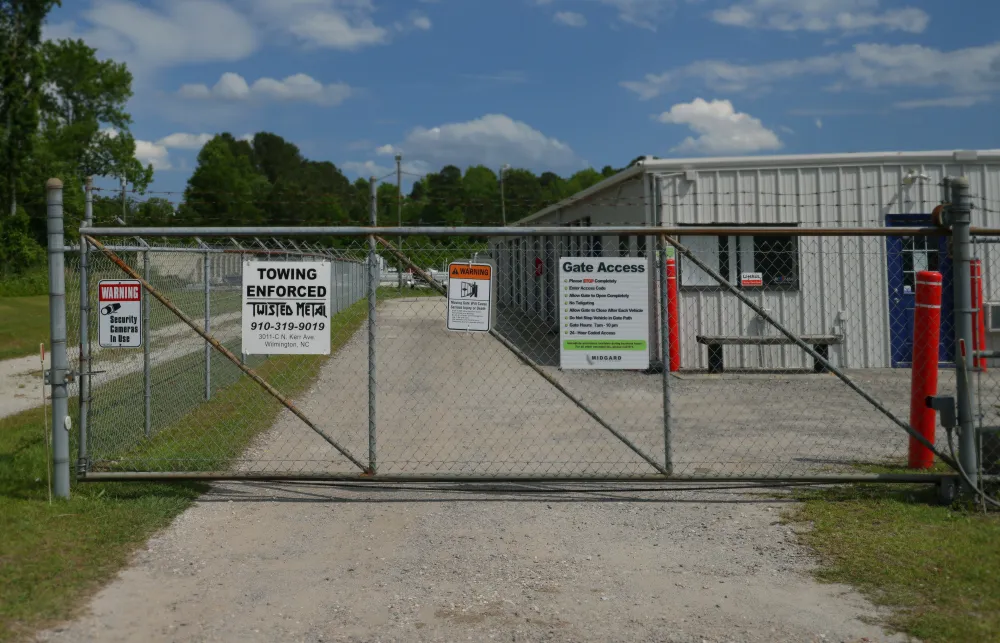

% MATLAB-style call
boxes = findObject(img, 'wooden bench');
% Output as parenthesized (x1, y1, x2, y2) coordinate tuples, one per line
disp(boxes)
(695, 334, 843, 374)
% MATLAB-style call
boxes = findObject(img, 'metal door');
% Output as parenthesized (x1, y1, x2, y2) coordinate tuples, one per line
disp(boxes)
(886, 214, 954, 367)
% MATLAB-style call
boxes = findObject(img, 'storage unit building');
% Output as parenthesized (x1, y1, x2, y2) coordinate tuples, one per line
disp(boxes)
(492, 150, 1000, 370)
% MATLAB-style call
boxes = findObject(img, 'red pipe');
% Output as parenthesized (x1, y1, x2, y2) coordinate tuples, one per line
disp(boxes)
(666, 258, 680, 372)
(908, 270, 942, 470)
(972, 259, 987, 371)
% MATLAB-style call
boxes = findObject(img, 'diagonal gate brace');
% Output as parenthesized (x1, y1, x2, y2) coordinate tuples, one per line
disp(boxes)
(84, 235, 370, 474)
(375, 235, 670, 476)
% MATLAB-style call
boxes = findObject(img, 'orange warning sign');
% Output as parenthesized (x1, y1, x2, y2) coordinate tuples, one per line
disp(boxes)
(449, 263, 492, 280)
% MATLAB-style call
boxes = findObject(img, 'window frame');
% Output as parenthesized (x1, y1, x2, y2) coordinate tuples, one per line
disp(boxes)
(677, 223, 801, 292)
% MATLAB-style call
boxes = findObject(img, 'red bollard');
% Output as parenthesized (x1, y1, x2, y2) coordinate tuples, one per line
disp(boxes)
(908, 270, 942, 469)
(972, 259, 987, 371)
(666, 258, 680, 372)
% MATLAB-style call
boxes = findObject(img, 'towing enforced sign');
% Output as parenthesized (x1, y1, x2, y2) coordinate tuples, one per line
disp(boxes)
(242, 261, 332, 355)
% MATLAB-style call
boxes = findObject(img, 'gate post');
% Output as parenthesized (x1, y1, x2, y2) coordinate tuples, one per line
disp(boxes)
(204, 248, 211, 401)
(47, 178, 70, 499)
(949, 177, 979, 487)
(658, 238, 673, 473)
(367, 177, 378, 474)
(78, 178, 93, 474)
(143, 247, 152, 436)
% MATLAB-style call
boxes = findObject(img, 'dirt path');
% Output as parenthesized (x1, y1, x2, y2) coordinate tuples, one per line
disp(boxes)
(39, 298, 912, 642)
(0, 312, 241, 421)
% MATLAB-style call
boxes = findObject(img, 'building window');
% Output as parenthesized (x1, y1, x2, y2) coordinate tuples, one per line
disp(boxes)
(679, 227, 799, 290)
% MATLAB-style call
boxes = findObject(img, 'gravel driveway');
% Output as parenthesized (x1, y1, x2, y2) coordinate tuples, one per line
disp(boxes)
(39, 297, 916, 642)
(38, 482, 909, 643)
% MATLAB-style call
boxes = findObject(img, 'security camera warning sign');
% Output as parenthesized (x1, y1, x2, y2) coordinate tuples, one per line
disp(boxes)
(98, 279, 142, 348)
(447, 262, 493, 332)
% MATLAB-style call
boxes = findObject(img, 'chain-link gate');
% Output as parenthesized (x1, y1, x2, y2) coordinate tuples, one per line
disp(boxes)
(56, 219, 983, 484)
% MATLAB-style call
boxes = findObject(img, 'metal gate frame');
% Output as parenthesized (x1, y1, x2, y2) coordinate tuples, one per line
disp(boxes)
(40, 177, 998, 494)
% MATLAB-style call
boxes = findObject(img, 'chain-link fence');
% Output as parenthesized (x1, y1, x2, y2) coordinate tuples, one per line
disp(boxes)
(58, 222, 988, 483)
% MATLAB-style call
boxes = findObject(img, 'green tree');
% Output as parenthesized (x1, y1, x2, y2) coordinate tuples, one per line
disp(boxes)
(462, 165, 500, 226)
(179, 135, 269, 226)
(0, 0, 61, 215)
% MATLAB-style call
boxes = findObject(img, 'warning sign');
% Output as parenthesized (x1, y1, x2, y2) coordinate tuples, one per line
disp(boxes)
(447, 262, 493, 332)
(242, 261, 331, 355)
(741, 272, 763, 287)
(98, 279, 142, 348)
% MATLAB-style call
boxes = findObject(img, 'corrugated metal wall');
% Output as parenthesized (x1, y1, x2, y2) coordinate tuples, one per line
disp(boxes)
(495, 154, 1000, 371)
(659, 160, 1000, 369)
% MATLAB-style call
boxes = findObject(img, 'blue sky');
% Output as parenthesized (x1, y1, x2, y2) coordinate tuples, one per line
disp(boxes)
(44, 0, 1000, 196)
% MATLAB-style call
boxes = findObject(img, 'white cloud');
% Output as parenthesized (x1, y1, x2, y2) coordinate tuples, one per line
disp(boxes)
(375, 144, 398, 156)
(533, 0, 691, 31)
(156, 133, 215, 149)
(815, 118, 824, 129)
(893, 95, 992, 109)
(655, 98, 782, 154)
(554, 11, 587, 27)
(381, 114, 585, 172)
(711, 0, 928, 34)
(179, 72, 353, 106)
(622, 41, 1000, 99)
(44, 0, 257, 72)
(135, 140, 171, 170)
(249, 0, 428, 51)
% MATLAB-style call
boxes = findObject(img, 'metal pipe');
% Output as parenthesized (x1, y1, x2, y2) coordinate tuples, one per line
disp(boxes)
(204, 249, 211, 401)
(657, 236, 672, 473)
(79, 471, 960, 484)
(374, 236, 670, 476)
(663, 232, 961, 471)
(368, 177, 378, 474)
(143, 250, 152, 436)
(78, 178, 92, 474)
(47, 179, 70, 499)
(81, 225, 957, 239)
(950, 177, 979, 488)
(83, 235, 369, 473)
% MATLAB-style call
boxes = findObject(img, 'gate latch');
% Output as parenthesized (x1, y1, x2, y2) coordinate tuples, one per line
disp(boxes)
(43, 370, 78, 385)
(926, 395, 956, 430)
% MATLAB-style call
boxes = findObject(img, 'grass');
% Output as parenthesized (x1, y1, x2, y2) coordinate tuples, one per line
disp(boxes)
(0, 297, 50, 361)
(787, 483, 1000, 643)
(0, 291, 400, 641)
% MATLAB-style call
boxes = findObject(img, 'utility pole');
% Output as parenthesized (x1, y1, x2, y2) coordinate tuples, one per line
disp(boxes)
(120, 176, 127, 225)
(396, 154, 403, 290)
(500, 164, 510, 226)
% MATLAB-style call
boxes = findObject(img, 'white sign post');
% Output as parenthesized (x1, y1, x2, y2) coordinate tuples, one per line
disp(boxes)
(98, 279, 142, 348)
(446, 262, 493, 332)
(242, 261, 331, 355)
(559, 257, 649, 370)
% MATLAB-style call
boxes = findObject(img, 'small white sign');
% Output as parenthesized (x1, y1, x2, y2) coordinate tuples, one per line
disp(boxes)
(559, 257, 650, 370)
(98, 279, 142, 348)
(242, 261, 331, 355)
(741, 272, 764, 287)
(447, 262, 493, 332)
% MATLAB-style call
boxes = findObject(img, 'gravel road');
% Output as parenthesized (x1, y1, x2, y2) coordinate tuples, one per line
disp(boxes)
(38, 297, 915, 642)
(38, 482, 910, 643)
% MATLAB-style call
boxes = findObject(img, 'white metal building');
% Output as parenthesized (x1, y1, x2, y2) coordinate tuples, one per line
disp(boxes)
(492, 150, 1000, 370)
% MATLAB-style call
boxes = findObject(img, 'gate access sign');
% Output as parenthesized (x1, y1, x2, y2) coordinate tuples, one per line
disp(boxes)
(447, 262, 493, 332)
(98, 279, 142, 348)
(559, 257, 649, 370)
(242, 261, 331, 355)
